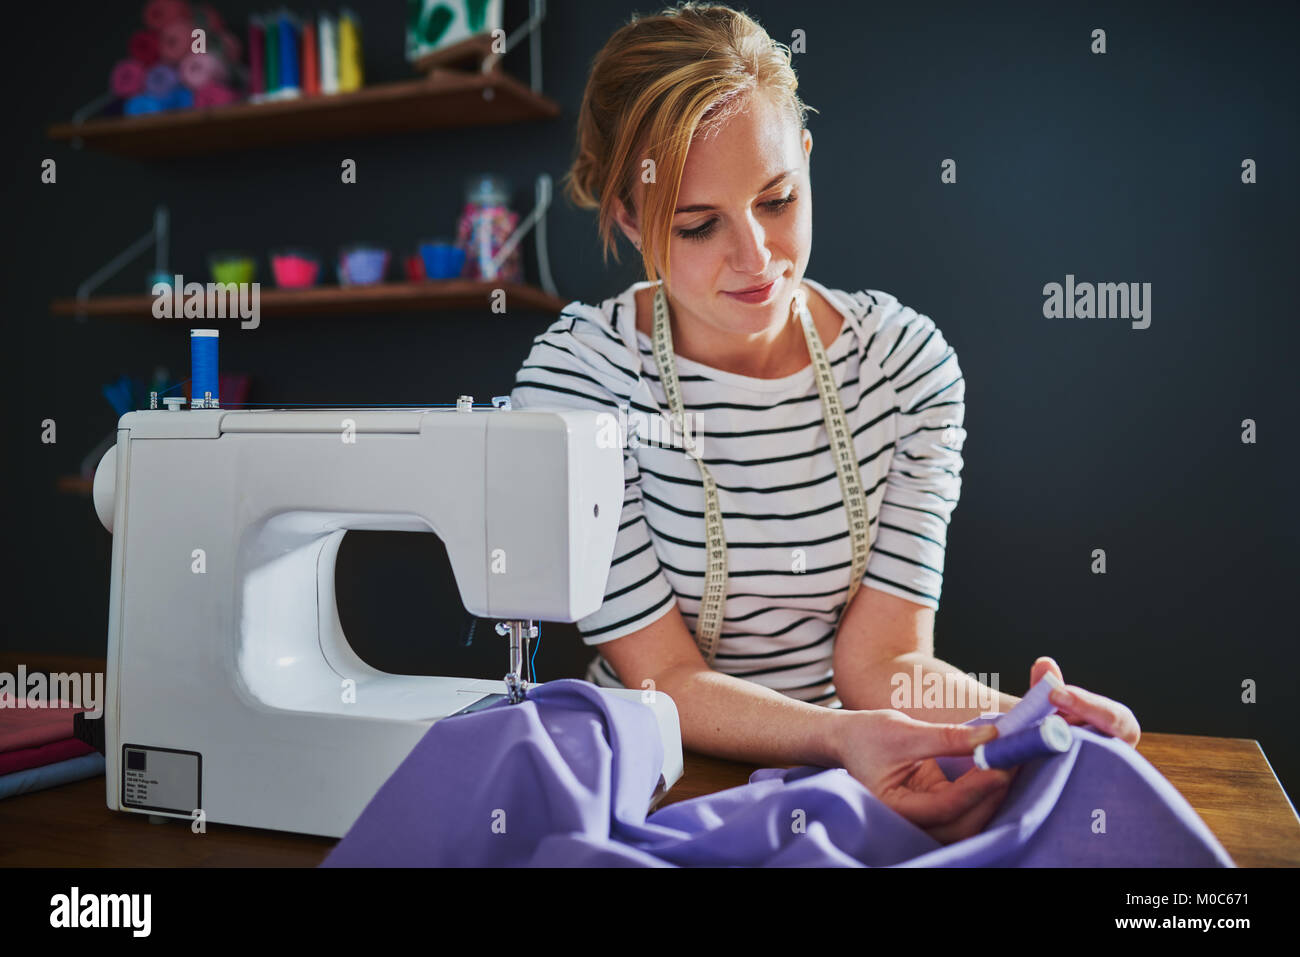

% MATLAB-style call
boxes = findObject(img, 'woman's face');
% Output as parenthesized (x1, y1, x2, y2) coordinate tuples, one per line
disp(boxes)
(622, 91, 814, 339)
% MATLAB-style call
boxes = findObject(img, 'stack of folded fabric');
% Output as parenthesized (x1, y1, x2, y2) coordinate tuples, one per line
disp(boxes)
(0, 694, 105, 799)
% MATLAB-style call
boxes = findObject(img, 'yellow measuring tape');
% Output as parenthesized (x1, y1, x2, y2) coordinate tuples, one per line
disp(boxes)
(652, 283, 872, 665)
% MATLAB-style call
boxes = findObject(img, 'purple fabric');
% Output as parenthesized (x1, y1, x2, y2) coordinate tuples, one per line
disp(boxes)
(322, 678, 1234, 867)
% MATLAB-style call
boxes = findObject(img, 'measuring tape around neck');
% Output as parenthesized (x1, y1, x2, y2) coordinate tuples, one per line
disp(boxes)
(652, 283, 872, 665)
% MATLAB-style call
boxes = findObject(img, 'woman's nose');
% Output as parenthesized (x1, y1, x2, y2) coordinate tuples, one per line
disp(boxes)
(731, 214, 772, 273)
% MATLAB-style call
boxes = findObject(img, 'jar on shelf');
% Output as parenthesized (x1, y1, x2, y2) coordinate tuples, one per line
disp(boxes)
(455, 174, 523, 283)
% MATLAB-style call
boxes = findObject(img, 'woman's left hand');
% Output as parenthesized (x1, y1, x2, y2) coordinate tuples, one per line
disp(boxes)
(1030, 657, 1141, 747)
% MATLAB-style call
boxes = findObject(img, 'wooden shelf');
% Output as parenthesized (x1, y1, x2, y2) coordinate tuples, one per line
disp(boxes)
(50, 279, 568, 319)
(46, 68, 561, 159)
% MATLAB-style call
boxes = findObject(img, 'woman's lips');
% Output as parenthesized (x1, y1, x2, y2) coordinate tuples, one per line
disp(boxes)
(723, 278, 778, 304)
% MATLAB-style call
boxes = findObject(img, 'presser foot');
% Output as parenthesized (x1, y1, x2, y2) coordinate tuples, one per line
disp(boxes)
(497, 619, 540, 704)
(504, 673, 529, 704)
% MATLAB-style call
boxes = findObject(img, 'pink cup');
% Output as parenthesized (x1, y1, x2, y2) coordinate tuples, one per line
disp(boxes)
(270, 249, 320, 289)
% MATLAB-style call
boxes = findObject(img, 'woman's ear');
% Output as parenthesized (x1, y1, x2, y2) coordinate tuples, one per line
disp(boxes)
(613, 198, 641, 249)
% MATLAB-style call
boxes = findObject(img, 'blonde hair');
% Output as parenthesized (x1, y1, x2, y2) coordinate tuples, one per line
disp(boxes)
(563, 2, 816, 288)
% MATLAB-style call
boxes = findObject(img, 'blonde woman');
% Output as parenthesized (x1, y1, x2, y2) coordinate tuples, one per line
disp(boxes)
(511, 2, 1138, 844)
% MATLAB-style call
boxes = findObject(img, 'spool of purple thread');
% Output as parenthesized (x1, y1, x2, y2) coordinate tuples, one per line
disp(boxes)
(145, 64, 180, 99)
(996, 671, 1063, 737)
(974, 714, 1072, 770)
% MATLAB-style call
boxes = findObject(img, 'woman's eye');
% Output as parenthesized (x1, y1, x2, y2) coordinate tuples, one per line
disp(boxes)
(675, 193, 797, 242)
(678, 221, 717, 241)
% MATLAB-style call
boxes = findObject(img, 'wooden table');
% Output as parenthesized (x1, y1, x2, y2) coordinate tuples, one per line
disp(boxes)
(2, 735, 1296, 867)
(2, 656, 1296, 866)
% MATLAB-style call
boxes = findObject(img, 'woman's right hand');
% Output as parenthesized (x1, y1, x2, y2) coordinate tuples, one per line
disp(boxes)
(834, 709, 1017, 844)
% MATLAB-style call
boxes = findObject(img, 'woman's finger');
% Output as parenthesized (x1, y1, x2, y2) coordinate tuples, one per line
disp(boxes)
(1050, 684, 1140, 745)
(884, 764, 1011, 829)
(1030, 656, 1064, 689)
(925, 777, 1011, 844)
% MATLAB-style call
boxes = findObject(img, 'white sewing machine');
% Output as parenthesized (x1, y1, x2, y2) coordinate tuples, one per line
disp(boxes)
(91, 404, 683, 839)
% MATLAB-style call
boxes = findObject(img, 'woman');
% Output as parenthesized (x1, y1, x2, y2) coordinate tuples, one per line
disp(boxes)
(510, 2, 1139, 844)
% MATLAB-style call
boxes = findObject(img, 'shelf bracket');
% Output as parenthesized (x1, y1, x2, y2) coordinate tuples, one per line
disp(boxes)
(73, 205, 170, 322)
(66, 90, 117, 149)
(485, 172, 556, 299)
(482, 0, 546, 95)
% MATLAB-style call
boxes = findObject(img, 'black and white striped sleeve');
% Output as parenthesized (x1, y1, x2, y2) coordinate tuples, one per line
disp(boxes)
(860, 295, 966, 609)
(509, 305, 678, 643)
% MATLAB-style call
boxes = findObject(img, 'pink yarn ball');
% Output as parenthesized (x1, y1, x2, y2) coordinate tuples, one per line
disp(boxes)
(127, 30, 160, 67)
(143, 0, 191, 30)
(195, 83, 237, 109)
(110, 59, 147, 97)
(179, 52, 227, 90)
(158, 18, 194, 64)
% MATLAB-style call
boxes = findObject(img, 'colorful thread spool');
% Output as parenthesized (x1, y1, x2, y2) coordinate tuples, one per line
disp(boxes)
(195, 82, 236, 109)
(158, 18, 194, 64)
(974, 714, 1073, 770)
(996, 671, 1063, 738)
(111, 59, 147, 97)
(179, 51, 227, 90)
(128, 30, 160, 67)
(277, 12, 301, 93)
(190, 329, 219, 409)
(248, 16, 265, 98)
(144, 0, 191, 30)
(166, 86, 194, 110)
(144, 63, 179, 98)
(318, 13, 339, 94)
(124, 94, 166, 115)
(264, 14, 280, 94)
(301, 18, 319, 95)
(337, 9, 362, 91)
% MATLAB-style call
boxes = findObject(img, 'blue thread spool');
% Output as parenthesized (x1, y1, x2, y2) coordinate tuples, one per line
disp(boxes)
(974, 714, 1072, 770)
(278, 12, 300, 93)
(191, 329, 219, 408)
(124, 94, 167, 116)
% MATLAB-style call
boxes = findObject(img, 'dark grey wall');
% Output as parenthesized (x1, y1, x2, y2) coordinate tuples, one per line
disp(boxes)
(8, 1, 1298, 798)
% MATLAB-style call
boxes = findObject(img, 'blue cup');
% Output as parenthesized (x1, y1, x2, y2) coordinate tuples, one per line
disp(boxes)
(419, 241, 466, 280)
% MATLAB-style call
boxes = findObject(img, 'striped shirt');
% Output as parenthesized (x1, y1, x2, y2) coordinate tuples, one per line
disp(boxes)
(509, 277, 966, 707)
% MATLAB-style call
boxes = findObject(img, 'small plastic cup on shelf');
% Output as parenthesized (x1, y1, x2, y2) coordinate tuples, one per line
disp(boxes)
(338, 244, 389, 286)
(208, 251, 256, 285)
(269, 248, 321, 289)
(418, 239, 466, 280)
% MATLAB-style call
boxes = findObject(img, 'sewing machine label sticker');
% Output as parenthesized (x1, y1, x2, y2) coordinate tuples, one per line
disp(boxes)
(121, 745, 202, 816)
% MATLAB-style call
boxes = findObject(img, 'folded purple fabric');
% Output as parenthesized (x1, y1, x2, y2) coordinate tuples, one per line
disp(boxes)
(322, 678, 1233, 867)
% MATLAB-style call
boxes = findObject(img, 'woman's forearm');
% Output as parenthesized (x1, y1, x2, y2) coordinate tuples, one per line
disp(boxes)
(653, 663, 852, 767)
(836, 651, 1021, 722)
